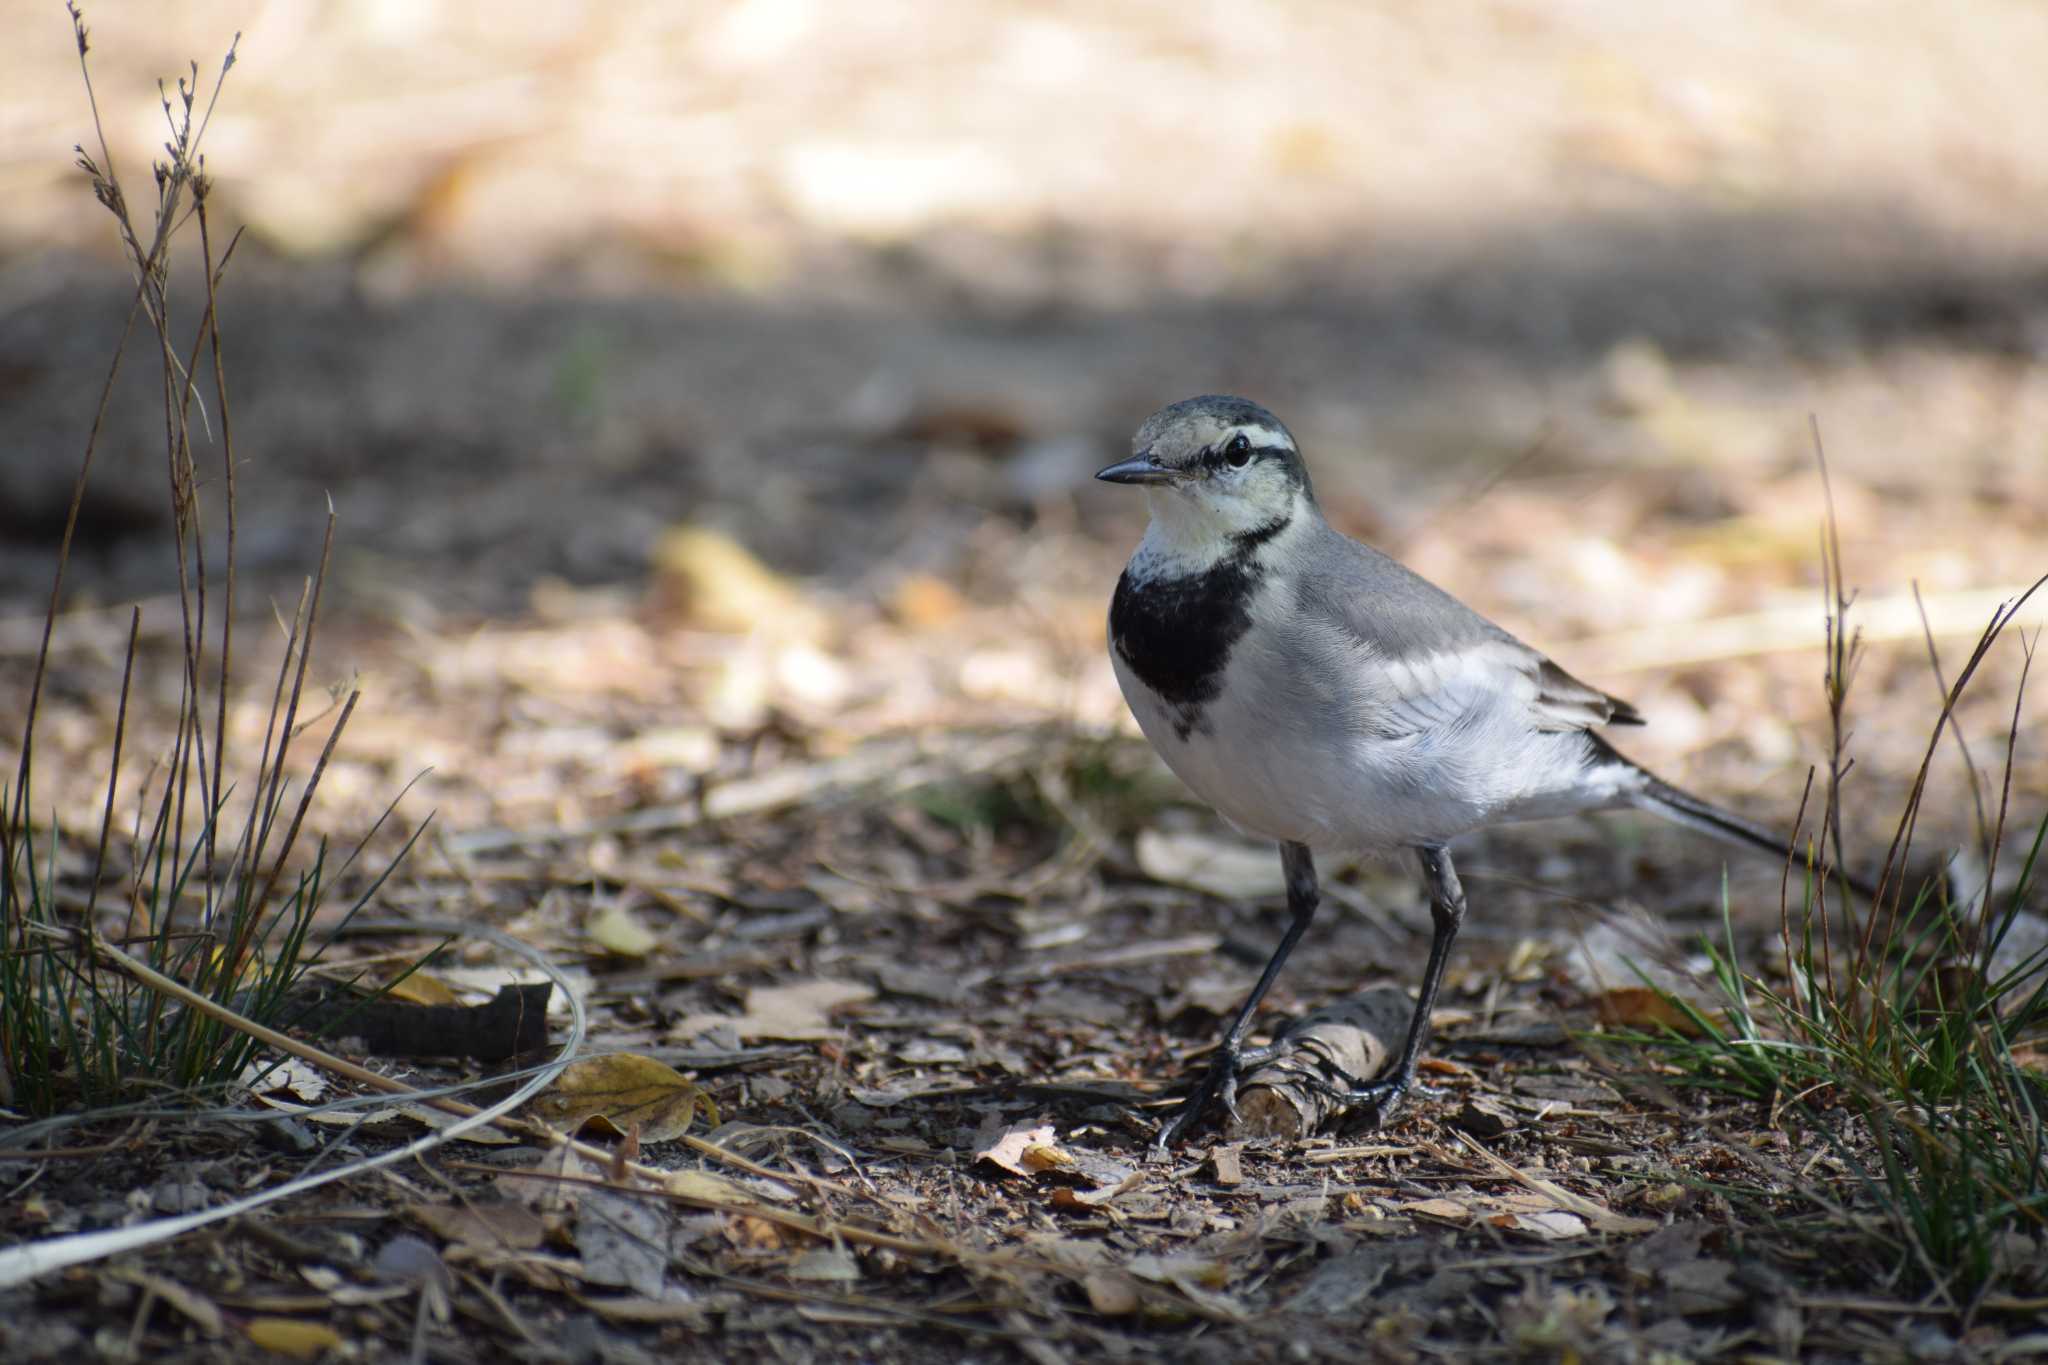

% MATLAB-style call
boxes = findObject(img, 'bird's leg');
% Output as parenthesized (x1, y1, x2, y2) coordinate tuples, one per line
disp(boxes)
(1308, 843, 1467, 1124)
(1153, 841, 1320, 1150)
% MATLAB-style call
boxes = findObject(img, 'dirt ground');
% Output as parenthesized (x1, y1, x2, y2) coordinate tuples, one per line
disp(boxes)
(4, 2, 2048, 1361)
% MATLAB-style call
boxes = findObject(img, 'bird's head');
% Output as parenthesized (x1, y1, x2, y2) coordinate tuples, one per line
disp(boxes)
(1097, 395, 1314, 554)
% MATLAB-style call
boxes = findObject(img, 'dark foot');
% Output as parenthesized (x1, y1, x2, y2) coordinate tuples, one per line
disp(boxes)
(1152, 1041, 1280, 1150)
(1302, 1069, 1428, 1127)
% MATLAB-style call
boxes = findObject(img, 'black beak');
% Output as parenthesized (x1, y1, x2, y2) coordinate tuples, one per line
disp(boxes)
(1094, 453, 1179, 486)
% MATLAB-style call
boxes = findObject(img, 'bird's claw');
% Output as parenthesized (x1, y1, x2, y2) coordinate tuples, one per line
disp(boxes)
(1300, 1069, 1428, 1126)
(1153, 1044, 1263, 1151)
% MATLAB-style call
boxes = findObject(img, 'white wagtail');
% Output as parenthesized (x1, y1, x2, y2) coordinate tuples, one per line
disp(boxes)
(1100, 394, 1857, 1148)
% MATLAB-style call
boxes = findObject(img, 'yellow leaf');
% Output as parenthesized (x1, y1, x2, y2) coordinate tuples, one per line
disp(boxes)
(382, 970, 460, 1006)
(244, 1317, 346, 1359)
(587, 903, 659, 958)
(649, 526, 821, 637)
(528, 1054, 719, 1142)
(1084, 1271, 1140, 1316)
(1594, 987, 1703, 1037)
(662, 1168, 764, 1206)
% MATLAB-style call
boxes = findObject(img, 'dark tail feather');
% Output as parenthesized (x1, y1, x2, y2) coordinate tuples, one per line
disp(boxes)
(1591, 738, 1879, 901)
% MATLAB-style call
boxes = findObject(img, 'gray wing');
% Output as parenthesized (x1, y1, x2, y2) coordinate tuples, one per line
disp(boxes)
(1288, 526, 1643, 739)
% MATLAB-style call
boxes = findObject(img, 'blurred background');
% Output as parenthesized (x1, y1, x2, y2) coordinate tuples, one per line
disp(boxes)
(3, 0, 2046, 880)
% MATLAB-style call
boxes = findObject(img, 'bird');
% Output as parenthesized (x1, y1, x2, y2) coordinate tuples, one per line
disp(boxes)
(1099, 394, 1853, 1149)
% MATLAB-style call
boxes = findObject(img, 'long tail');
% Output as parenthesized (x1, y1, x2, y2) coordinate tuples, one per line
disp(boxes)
(1591, 736, 1879, 901)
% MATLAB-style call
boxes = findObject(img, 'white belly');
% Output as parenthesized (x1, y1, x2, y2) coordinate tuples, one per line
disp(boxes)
(1112, 643, 1623, 853)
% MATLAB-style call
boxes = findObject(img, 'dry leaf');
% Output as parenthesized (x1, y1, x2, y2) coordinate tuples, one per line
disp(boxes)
(976, 1123, 1075, 1177)
(244, 1318, 346, 1359)
(497, 1143, 604, 1213)
(1401, 1198, 1473, 1224)
(662, 1168, 771, 1207)
(398, 1103, 522, 1144)
(529, 1054, 719, 1141)
(1083, 1271, 1141, 1316)
(1453, 1131, 1659, 1234)
(740, 979, 876, 1039)
(587, 903, 660, 958)
(726, 1214, 791, 1251)
(787, 1247, 861, 1282)
(649, 525, 822, 637)
(575, 1187, 675, 1297)
(106, 1269, 221, 1336)
(889, 573, 967, 629)
(1493, 1210, 1589, 1239)
(1125, 1253, 1252, 1321)
(408, 1201, 546, 1251)
(1639, 1182, 1692, 1212)
(1135, 828, 1284, 899)
(1126, 1253, 1229, 1291)
(615, 725, 720, 776)
(251, 1095, 408, 1130)
(242, 1056, 328, 1103)
(1595, 986, 1703, 1036)
(381, 970, 461, 1006)
(580, 1293, 719, 1325)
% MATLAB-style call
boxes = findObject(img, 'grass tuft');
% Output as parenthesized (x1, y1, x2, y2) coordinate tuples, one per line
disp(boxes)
(1, 9, 413, 1130)
(1618, 437, 2048, 1302)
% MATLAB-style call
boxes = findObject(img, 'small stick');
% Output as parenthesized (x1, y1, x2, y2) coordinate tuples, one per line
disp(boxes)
(1229, 986, 1413, 1140)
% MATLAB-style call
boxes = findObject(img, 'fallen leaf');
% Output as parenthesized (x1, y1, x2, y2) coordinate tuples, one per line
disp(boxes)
(1494, 1210, 1589, 1240)
(740, 979, 876, 1039)
(587, 903, 660, 958)
(497, 1144, 604, 1213)
(1453, 1131, 1659, 1234)
(1639, 1182, 1692, 1213)
(1126, 1253, 1229, 1291)
(614, 725, 720, 776)
(408, 1201, 547, 1251)
(648, 526, 822, 638)
(726, 1214, 791, 1251)
(1125, 1253, 1252, 1321)
(397, 1103, 522, 1144)
(371, 1236, 452, 1300)
(106, 1269, 222, 1336)
(432, 965, 588, 1017)
(662, 1168, 773, 1207)
(889, 574, 967, 629)
(529, 1054, 720, 1141)
(787, 1247, 861, 1282)
(380, 969, 461, 1007)
(580, 1292, 720, 1325)
(1594, 986, 1703, 1036)
(242, 1056, 328, 1103)
(576, 1187, 674, 1297)
(1083, 1271, 1141, 1316)
(976, 1122, 1074, 1177)
(1401, 1198, 1473, 1224)
(244, 1318, 346, 1359)
(1135, 828, 1284, 899)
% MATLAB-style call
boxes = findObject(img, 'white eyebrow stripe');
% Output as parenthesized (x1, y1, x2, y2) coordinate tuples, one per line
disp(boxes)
(1234, 424, 1291, 448)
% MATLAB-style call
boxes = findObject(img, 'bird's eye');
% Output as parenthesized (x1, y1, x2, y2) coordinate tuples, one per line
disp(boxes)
(1224, 434, 1253, 467)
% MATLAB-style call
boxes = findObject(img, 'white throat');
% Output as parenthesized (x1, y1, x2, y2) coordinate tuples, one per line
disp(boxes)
(1129, 486, 1311, 581)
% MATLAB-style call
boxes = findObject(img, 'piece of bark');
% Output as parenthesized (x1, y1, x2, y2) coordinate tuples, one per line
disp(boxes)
(286, 983, 554, 1062)
(1229, 987, 1413, 1141)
